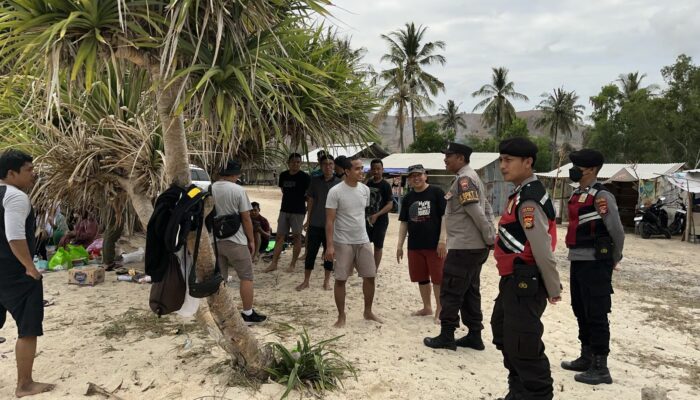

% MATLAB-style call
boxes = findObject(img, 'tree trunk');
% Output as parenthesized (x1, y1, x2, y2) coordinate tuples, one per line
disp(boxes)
(154, 72, 271, 378)
(410, 102, 416, 142)
(117, 178, 153, 227)
(494, 106, 501, 152)
(399, 122, 405, 152)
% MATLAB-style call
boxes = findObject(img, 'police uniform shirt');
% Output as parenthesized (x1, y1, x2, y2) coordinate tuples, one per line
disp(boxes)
(567, 183, 625, 263)
(445, 164, 495, 250)
(516, 176, 561, 298)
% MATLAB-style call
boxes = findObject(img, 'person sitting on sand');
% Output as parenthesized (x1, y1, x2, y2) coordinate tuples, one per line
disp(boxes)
(58, 210, 98, 248)
(396, 164, 447, 323)
(0, 149, 56, 398)
(324, 156, 381, 328)
(250, 202, 271, 262)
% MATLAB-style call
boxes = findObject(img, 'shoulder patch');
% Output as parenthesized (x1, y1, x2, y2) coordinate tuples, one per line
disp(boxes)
(595, 197, 609, 215)
(457, 176, 479, 205)
(522, 214, 535, 229)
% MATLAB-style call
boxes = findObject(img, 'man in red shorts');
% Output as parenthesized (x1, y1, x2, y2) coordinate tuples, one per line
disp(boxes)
(396, 164, 447, 323)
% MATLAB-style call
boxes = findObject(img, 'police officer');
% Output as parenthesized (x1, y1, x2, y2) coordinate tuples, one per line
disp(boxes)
(492, 138, 561, 400)
(424, 143, 495, 351)
(561, 149, 624, 385)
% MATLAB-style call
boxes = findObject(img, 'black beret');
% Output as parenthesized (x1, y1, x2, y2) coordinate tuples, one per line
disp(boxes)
(442, 142, 473, 159)
(569, 149, 604, 168)
(499, 137, 538, 161)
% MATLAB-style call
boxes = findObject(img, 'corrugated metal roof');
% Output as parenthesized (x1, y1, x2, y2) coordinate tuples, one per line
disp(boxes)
(536, 162, 685, 180)
(380, 152, 500, 172)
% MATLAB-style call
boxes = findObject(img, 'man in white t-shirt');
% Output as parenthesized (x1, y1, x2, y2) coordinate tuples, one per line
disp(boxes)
(0, 150, 55, 397)
(325, 157, 382, 328)
(211, 160, 267, 325)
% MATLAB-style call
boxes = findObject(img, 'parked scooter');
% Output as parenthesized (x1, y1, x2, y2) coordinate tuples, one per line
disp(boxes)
(635, 197, 671, 239)
(669, 200, 687, 235)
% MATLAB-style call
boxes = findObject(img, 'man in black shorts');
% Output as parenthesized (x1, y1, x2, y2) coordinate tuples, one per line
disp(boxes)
(366, 159, 393, 270)
(0, 150, 55, 397)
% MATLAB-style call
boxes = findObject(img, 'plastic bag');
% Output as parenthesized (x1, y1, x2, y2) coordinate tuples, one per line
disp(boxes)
(48, 248, 72, 271)
(67, 244, 89, 262)
(86, 238, 103, 257)
(121, 247, 145, 264)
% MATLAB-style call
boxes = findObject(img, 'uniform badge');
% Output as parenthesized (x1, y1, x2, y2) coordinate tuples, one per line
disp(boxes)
(578, 193, 588, 203)
(523, 214, 534, 229)
(459, 177, 470, 191)
(596, 197, 609, 215)
(457, 176, 479, 205)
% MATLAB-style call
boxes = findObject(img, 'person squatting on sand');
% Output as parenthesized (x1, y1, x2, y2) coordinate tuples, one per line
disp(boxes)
(296, 154, 341, 291)
(324, 156, 382, 328)
(561, 149, 625, 385)
(492, 138, 562, 400)
(424, 142, 495, 351)
(0, 149, 56, 398)
(396, 164, 447, 323)
(265, 153, 310, 273)
(250, 202, 271, 263)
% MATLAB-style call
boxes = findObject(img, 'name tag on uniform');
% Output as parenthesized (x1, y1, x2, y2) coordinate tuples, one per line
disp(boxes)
(578, 193, 588, 203)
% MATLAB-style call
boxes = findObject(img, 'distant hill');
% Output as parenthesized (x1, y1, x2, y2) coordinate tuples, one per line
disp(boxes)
(373, 110, 587, 152)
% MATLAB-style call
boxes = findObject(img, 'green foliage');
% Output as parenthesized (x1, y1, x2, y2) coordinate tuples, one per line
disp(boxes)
(535, 87, 585, 169)
(266, 329, 357, 399)
(531, 136, 552, 172)
(466, 136, 499, 153)
(502, 117, 529, 139)
(438, 100, 467, 132)
(586, 54, 700, 167)
(472, 67, 529, 139)
(408, 120, 454, 152)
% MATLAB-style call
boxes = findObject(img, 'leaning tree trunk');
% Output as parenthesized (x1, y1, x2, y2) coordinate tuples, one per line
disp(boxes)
(154, 72, 271, 378)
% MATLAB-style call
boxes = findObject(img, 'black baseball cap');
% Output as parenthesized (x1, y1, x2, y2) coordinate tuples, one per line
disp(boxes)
(220, 159, 242, 176)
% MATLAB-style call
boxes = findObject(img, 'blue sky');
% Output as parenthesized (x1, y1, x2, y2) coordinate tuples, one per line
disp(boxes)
(328, 0, 700, 118)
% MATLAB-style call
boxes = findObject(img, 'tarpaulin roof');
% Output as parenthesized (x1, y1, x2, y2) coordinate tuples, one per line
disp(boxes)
(665, 171, 700, 194)
(379, 152, 500, 173)
(536, 162, 685, 181)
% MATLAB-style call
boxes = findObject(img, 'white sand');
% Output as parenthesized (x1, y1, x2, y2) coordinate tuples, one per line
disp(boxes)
(1, 186, 698, 399)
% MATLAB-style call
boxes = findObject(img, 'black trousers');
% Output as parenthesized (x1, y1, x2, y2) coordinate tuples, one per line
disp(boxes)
(570, 260, 614, 355)
(439, 249, 489, 332)
(491, 275, 553, 400)
(304, 226, 333, 271)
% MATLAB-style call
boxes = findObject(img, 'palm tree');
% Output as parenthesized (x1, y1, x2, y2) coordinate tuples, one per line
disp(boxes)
(472, 67, 529, 145)
(373, 67, 429, 152)
(616, 71, 659, 101)
(535, 87, 586, 169)
(0, 0, 379, 379)
(380, 22, 446, 141)
(438, 100, 467, 133)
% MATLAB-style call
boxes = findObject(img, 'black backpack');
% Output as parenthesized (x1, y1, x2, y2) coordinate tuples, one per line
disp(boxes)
(146, 185, 224, 316)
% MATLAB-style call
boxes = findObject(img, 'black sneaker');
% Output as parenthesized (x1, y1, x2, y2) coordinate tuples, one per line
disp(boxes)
(241, 310, 267, 325)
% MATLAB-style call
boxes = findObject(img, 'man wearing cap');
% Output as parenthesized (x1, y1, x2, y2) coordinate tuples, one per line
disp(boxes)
(211, 160, 267, 325)
(296, 154, 340, 291)
(491, 138, 561, 400)
(561, 149, 624, 385)
(265, 153, 310, 273)
(397, 164, 447, 322)
(424, 142, 495, 351)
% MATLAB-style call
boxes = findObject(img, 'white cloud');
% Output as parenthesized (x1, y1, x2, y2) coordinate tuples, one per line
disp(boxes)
(329, 0, 700, 115)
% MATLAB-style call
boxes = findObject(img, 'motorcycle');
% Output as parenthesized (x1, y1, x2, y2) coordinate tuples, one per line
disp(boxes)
(635, 197, 671, 239)
(668, 200, 687, 235)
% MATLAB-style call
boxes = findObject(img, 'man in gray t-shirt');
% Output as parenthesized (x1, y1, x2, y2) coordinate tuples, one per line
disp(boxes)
(325, 157, 381, 328)
(211, 160, 266, 325)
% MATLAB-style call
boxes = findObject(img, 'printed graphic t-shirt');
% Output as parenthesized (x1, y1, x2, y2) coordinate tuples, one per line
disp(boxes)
(399, 185, 447, 250)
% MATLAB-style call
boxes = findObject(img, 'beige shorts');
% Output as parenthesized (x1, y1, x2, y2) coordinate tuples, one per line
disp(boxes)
(277, 212, 305, 236)
(216, 240, 254, 281)
(334, 242, 376, 281)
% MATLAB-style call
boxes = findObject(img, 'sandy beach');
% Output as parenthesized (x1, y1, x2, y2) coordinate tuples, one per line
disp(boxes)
(1, 186, 698, 400)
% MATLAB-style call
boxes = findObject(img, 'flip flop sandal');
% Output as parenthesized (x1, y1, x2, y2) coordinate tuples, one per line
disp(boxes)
(115, 267, 129, 275)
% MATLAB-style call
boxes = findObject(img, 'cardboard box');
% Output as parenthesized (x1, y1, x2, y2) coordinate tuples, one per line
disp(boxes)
(68, 266, 105, 286)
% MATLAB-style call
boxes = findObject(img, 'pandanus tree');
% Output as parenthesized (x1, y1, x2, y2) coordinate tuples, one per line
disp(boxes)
(0, 0, 377, 379)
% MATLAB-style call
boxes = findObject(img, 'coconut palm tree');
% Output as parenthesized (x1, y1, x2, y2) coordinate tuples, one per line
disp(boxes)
(616, 71, 659, 101)
(438, 100, 467, 133)
(535, 87, 585, 169)
(373, 67, 429, 152)
(471, 67, 529, 146)
(380, 22, 446, 141)
(0, 0, 377, 379)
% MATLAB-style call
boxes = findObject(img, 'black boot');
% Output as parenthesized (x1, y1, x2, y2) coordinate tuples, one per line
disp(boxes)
(423, 328, 456, 350)
(561, 345, 592, 372)
(455, 329, 485, 350)
(575, 354, 613, 385)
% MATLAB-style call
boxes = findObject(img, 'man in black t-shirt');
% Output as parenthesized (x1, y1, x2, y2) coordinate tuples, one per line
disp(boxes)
(365, 159, 393, 270)
(397, 164, 447, 323)
(265, 153, 310, 273)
